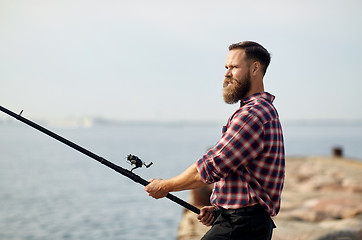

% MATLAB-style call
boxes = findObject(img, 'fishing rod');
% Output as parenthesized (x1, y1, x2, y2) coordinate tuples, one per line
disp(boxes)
(0, 105, 200, 215)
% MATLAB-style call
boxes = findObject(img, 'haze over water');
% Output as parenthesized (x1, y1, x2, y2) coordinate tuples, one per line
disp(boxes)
(0, 120, 361, 239)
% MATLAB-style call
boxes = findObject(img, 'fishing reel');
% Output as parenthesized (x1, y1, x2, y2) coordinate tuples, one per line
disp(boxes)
(126, 154, 153, 172)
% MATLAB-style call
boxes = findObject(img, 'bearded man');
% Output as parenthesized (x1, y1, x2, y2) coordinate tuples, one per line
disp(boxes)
(145, 41, 285, 240)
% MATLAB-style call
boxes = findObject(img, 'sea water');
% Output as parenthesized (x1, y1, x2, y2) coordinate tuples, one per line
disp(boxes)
(0, 121, 361, 240)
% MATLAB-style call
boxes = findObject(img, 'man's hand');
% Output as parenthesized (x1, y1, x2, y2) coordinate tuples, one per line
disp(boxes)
(197, 206, 215, 226)
(144, 178, 169, 199)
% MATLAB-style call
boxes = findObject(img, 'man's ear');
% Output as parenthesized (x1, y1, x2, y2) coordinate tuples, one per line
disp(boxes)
(250, 61, 261, 76)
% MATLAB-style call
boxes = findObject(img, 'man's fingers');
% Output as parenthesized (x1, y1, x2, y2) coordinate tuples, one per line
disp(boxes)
(197, 206, 215, 226)
(200, 213, 213, 223)
(144, 178, 168, 199)
(204, 214, 214, 226)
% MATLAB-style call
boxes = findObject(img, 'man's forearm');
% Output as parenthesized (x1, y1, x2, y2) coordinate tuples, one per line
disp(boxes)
(144, 163, 209, 199)
(166, 163, 209, 192)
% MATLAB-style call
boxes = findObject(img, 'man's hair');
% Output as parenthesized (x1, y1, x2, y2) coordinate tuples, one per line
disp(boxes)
(229, 41, 271, 75)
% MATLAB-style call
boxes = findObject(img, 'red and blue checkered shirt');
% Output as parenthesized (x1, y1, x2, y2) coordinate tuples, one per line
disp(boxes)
(196, 92, 285, 216)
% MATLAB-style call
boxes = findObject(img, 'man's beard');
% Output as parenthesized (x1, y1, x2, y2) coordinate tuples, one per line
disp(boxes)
(223, 72, 251, 104)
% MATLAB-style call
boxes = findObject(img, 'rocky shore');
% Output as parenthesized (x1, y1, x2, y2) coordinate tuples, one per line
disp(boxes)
(177, 156, 362, 240)
(273, 156, 362, 240)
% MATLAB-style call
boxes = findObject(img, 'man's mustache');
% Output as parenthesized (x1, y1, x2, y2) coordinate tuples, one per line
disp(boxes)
(223, 77, 235, 88)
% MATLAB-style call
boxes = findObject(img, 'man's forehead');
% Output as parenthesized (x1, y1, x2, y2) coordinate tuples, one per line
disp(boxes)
(226, 49, 246, 64)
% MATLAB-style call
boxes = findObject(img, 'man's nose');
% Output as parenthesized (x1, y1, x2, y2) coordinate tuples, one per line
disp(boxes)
(224, 69, 231, 78)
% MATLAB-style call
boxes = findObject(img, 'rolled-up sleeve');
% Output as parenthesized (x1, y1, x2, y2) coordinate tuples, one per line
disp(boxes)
(196, 113, 264, 184)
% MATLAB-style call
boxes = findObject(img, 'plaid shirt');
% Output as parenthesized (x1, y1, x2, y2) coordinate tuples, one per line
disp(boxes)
(196, 92, 285, 216)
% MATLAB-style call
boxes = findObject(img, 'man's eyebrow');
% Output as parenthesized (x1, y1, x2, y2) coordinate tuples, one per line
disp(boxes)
(225, 64, 238, 69)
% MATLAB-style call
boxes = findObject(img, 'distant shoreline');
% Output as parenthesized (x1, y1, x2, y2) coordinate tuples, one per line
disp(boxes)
(1, 116, 362, 128)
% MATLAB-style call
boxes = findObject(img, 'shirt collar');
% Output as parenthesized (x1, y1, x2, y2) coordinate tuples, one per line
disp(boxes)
(240, 92, 275, 107)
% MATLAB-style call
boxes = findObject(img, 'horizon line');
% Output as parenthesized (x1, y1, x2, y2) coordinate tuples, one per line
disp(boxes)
(1, 116, 362, 128)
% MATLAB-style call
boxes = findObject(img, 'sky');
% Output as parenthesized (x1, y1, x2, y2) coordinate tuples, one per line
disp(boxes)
(1, 0, 362, 123)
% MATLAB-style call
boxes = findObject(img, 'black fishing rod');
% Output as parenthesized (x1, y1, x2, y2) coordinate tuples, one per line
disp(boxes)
(0, 105, 200, 214)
